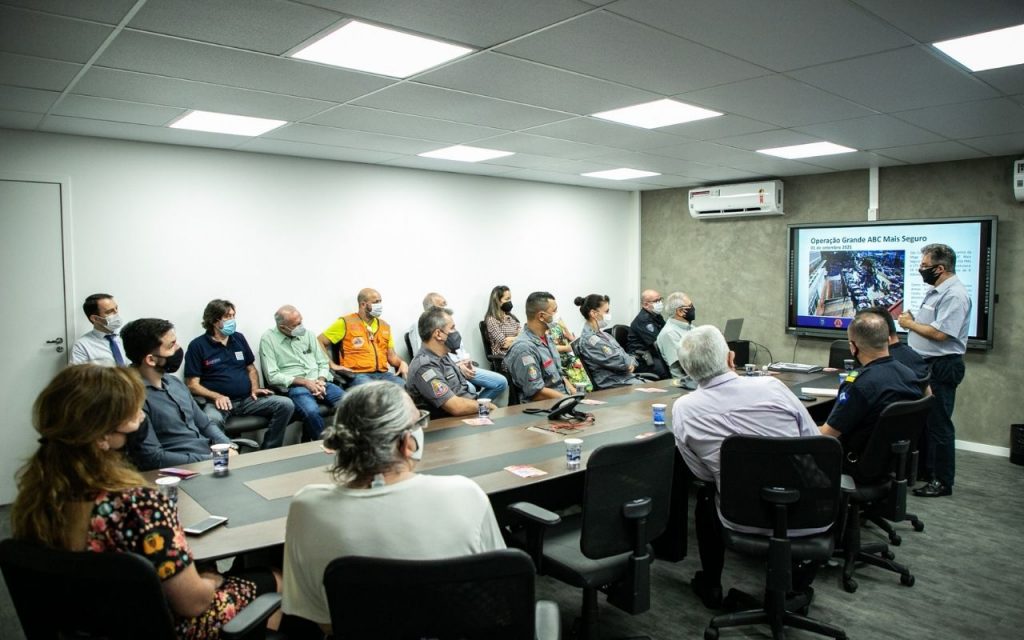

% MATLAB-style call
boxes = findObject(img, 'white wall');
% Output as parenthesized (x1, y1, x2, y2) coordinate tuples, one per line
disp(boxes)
(0, 129, 641, 378)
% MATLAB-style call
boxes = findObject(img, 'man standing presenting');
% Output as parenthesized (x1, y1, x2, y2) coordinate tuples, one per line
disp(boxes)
(656, 291, 695, 379)
(899, 244, 970, 498)
(70, 293, 127, 366)
(627, 288, 669, 379)
(504, 292, 571, 402)
(185, 299, 295, 450)
(318, 288, 408, 386)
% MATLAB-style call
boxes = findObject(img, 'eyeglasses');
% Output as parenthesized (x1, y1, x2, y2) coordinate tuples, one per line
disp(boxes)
(393, 410, 430, 439)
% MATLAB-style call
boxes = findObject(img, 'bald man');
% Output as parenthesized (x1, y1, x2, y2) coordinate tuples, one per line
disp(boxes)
(627, 288, 670, 379)
(318, 288, 408, 387)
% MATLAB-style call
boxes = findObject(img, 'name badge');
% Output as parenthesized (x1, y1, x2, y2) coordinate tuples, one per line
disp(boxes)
(235, 351, 244, 361)
(542, 358, 554, 370)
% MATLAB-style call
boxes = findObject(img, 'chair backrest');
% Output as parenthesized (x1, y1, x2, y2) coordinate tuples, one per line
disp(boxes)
(403, 330, 414, 359)
(850, 395, 934, 482)
(0, 538, 178, 640)
(611, 324, 630, 350)
(479, 320, 495, 359)
(828, 339, 850, 369)
(579, 431, 675, 559)
(323, 548, 538, 640)
(719, 435, 843, 532)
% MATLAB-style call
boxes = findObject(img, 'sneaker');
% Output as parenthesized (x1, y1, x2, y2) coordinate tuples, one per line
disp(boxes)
(912, 479, 952, 497)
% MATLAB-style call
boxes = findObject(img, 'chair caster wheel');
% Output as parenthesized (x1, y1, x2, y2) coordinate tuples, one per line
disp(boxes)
(912, 521, 924, 532)
(901, 573, 916, 587)
(889, 534, 902, 546)
(843, 578, 858, 593)
(704, 627, 719, 640)
(881, 550, 896, 560)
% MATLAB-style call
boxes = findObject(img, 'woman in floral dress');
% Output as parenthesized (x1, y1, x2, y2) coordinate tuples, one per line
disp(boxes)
(11, 364, 279, 640)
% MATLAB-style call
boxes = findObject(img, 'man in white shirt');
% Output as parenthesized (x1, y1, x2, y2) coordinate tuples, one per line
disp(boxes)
(655, 291, 695, 379)
(69, 293, 127, 366)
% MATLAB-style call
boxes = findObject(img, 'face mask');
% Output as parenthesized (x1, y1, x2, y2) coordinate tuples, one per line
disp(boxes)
(103, 313, 123, 333)
(652, 301, 665, 314)
(443, 329, 462, 353)
(155, 347, 184, 374)
(220, 319, 237, 336)
(919, 266, 940, 285)
(597, 310, 611, 329)
(369, 302, 384, 318)
(500, 301, 514, 314)
(683, 305, 696, 323)
(409, 427, 424, 461)
(288, 324, 307, 338)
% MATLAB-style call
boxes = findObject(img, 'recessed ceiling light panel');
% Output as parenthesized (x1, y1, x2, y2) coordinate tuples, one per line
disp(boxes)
(581, 168, 661, 180)
(168, 110, 286, 136)
(592, 98, 722, 129)
(291, 20, 474, 78)
(757, 141, 856, 159)
(418, 145, 514, 163)
(933, 23, 1024, 72)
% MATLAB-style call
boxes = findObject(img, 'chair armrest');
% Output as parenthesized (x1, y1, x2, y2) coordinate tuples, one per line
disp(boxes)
(637, 372, 658, 381)
(623, 497, 652, 520)
(841, 474, 857, 493)
(231, 438, 260, 452)
(220, 592, 281, 640)
(535, 600, 561, 640)
(760, 486, 800, 504)
(508, 502, 561, 527)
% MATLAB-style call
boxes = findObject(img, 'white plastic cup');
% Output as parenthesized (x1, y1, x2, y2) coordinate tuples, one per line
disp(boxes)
(744, 363, 756, 376)
(211, 443, 232, 476)
(843, 358, 855, 372)
(477, 398, 491, 419)
(565, 438, 583, 469)
(155, 475, 180, 504)
(652, 403, 667, 427)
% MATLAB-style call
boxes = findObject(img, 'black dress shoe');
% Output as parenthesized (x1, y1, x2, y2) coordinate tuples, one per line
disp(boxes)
(913, 480, 952, 497)
(690, 571, 723, 609)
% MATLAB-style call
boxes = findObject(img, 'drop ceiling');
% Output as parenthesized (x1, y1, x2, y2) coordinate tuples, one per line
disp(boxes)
(1, 0, 1022, 191)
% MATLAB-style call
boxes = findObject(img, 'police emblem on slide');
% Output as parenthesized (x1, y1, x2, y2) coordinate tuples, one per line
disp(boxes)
(646, 323, 655, 332)
(352, 337, 365, 348)
(430, 378, 449, 398)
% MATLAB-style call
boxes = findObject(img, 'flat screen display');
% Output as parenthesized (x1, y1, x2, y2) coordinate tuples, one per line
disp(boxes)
(786, 217, 997, 349)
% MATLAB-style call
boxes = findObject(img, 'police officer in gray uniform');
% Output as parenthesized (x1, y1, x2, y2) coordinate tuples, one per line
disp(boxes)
(504, 292, 570, 401)
(574, 294, 644, 389)
(407, 307, 497, 418)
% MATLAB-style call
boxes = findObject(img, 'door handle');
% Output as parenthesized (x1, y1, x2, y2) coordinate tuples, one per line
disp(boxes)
(46, 337, 64, 344)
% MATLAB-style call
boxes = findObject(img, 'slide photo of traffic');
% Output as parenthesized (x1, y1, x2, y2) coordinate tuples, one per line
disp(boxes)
(806, 250, 905, 319)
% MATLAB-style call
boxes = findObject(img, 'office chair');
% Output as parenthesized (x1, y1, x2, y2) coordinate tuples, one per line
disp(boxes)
(570, 337, 656, 391)
(0, 537, 283, 640)
(834, 395, 933, 593)
(827, 339, 850, 369)
(403, 330, 414, 358)
(479, 320, 507, 369)
(704, 435, 846, 640)
(508, 431, 675, 639)
(323, 549, 560, 640)
(610, 324, 630, 350)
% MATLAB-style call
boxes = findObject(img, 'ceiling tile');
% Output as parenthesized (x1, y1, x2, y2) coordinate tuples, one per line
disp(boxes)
(581, 151, 724, 179)
(0, 0, 136, 24)
(416, 52, 657, 115)
(238, 137, 401, 164)
(478, 152, 582, 172)
(127, 0, 343, 56)
(51, 94, 185, 126)
(715, 129, 821, 151)
(681, 75, 876, 127)
(798, 151, 906, 171)
(0, 52, 82, 91)
(658, 114, 775, 140)
(381, 155, 518, 177)
(524, 117, 689, 151)
(960, 133, 1024, 156)
(975, 66, 1024, 96)
(894, 98, 1024, 139)
(874, 141, 988, 164)
(0, 108, 43, 129)
(467, 132, 623, 159)
(649, 140, 765, 164)
(0, 85, 60, 113)
(95, 30, 395, 102)
(73, 68, 335, 121)
(719, 153, 829, 176)
(0, 6, 113, 63)
(669, 166, 765, 183)
(265, 123, 440, 154)
(789, 46, 998, 112)
(39, 114, 248, 149)
(500, 169, 643, 190)
(610, 0, 913, 72)
(496, 11, 767, 95)
(352, 82, 570, 130)
(793, 115, 944, 150)
(299, 0, 593, 48)
(851, 0, 1024, 43)
(306, 105, 503, 143)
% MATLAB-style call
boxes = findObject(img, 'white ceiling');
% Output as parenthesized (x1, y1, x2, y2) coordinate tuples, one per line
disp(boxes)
(1, 0, 1022, 191)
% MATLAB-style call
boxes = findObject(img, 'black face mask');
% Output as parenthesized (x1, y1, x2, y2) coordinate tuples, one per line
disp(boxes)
(155, 347, 184, 374)
(500, 301, 513, 313)
(443, 329, 462, 353)
(919, 266, 941, 285)
(683, 305, 696, 323)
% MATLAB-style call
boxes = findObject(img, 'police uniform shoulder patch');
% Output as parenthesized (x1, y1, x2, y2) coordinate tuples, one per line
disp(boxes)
(844, 370, 860, 384)
(420, 368, 438, 382)
(601, 345, 612, 355)
(837, 390, 849, 405)
(587, 335, 601, 346)
(521, 355, 537, 366)
(430, 378, 449, 398)
(527, 365, 540, 381)
(646, 323, 655, 332)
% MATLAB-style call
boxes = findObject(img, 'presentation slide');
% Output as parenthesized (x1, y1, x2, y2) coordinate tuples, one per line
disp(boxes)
(793, 221, 982, 335)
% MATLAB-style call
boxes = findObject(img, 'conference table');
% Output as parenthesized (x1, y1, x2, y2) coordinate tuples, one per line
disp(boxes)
(149, 369, 839, 562)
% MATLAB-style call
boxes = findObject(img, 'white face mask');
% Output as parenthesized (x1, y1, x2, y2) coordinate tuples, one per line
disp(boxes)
(289, 324, 307, 337)
(409, 427, 424, 461)
(598, 310, 611, 329)
(652, 301, 665, 314)
(369, 302, 384, 318)
(103, 313, 123, 333)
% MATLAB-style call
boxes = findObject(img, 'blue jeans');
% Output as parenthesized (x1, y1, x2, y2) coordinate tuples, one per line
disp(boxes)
(467, 367, 508, 402)
(350, 372, 405, 386)
(287, 383, 344, 440)
(925, 355, 965, 488)
(202, 394, 296, 450)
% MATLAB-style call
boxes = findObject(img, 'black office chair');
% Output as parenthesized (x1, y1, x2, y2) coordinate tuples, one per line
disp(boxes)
(827, 339, 850, 369)
(403, 330, 415, 359)
(479, 320, 507, 370)
(570, 337, 656, 391)
(323, 549, 560, 640)
(610, 324, 630, 350)
(508, 431, 675, 639)
(834, 395, 933, 593)
(0, 537, 283, 640)
(704, 435, 847, 640)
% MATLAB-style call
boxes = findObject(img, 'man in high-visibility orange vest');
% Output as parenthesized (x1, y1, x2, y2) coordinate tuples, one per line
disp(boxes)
(318, 288, 408, 386)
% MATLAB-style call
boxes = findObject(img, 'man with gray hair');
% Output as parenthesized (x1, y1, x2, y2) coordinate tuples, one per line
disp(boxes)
(898, 243, 969, 498)
(655, 291, 695, 379)
(671, 325, 819, 609)
(260, 305, 343, 440)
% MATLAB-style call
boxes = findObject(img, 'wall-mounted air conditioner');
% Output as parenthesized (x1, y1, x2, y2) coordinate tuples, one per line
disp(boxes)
(688, 180, 784, 219)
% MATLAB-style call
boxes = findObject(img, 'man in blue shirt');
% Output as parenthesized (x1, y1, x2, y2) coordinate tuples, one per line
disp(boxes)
(185, 299, 294, 449)
(122, 318, 235, 471)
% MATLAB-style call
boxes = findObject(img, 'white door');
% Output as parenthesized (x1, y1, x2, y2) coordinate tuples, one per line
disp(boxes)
(0, 179, 67, 504)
